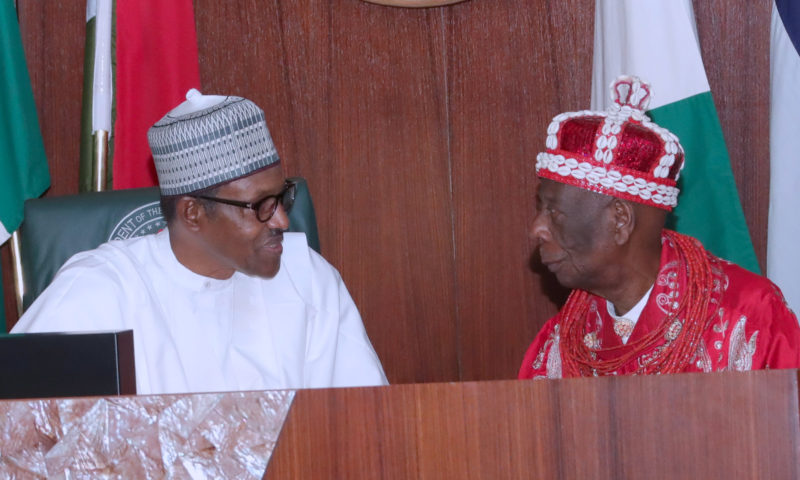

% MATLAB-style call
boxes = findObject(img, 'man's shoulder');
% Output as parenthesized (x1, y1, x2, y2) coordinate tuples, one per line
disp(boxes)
(708, 252, 778, 293)
(12, 235, 161, 334)
(37, 232, 167, 300)
(705, 251, 794, 315)
(64, 231, 163, 271)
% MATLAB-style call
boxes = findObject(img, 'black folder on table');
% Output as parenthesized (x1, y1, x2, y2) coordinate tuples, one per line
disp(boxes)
(0, 330, 135, 399)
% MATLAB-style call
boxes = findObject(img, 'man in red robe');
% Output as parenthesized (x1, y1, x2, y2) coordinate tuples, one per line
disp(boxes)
(519, 75, 800, 379)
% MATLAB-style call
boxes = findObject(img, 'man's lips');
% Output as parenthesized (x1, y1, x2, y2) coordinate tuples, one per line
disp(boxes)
(539, 253, 566, 272)
(262, 233, 284, 253)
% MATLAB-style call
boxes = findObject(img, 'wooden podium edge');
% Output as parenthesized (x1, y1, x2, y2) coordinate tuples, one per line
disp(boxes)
(264, 372, 800, 479)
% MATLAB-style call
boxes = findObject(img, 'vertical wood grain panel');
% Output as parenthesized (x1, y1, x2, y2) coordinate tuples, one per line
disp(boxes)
(693, 0, 771, 272)
(16, 0, 85, 196)
(447, 0, 592, 380)
(194, 0, 459, 383)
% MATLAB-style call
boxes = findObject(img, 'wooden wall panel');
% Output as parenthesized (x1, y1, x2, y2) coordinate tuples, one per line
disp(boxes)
(447, 0, 592, 380)
(193, 1, 459, 383)
(6, 0, 775, 385)
(693, 0, 771, 273)
(16, 0, 85, 196)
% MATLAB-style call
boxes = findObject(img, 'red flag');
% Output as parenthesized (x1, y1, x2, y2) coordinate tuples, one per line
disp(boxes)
(114, 0, 201, 189)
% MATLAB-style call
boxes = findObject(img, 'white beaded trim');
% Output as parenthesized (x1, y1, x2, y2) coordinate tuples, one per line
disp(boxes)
(536, 152, 680, 208)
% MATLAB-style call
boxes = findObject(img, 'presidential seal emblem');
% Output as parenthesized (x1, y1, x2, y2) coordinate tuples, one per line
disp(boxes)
(108, 202, 167, 241)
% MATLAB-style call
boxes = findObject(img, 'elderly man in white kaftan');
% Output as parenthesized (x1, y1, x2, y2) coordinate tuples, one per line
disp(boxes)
(13, 90, 387, 394)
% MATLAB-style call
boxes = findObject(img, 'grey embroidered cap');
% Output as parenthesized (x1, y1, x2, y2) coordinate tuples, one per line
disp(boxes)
(147, 89, 280, 196)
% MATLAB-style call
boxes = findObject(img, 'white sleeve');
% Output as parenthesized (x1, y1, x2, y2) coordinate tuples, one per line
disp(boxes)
(11, 252, 130, 335)
(11, 246, 163, 394)
(302, 249, 388, 388)
(330, 269, 388, 387)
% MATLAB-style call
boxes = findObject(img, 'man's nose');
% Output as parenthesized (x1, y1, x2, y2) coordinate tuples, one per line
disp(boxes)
(529, 211, 551, 246)
(268, 203, 290, 230)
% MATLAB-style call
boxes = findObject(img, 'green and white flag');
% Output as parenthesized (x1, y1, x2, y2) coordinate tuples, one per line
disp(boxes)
(0, 0, 50, 245)
(0, 0, 50, 329)
(592, 0, 760, 273)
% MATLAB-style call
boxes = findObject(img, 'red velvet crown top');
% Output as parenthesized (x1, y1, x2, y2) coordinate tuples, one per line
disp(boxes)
(536, 76, 685, 210)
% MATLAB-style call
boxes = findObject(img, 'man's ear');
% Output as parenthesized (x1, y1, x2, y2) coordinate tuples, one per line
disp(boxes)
(175, 196, 205, 232)
(612, 199, 635, 245)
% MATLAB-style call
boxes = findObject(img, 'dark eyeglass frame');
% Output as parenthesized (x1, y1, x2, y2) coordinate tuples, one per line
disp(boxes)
(193, 180, 297, 223)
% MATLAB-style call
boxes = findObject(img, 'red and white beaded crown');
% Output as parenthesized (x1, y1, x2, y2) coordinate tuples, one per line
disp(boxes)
(535, 75, 685, 210)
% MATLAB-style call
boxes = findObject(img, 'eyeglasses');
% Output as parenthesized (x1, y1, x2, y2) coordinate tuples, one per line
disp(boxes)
(194, 180, 297, 223)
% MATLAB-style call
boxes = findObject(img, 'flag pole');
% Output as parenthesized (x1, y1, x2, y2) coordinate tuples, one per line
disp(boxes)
(93, 130, 109, 191)
(10, 231, 25, 318)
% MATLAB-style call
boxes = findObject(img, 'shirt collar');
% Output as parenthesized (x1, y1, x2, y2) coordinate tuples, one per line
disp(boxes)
(606, 284, 654, 325)
(157, 228, 235, 291)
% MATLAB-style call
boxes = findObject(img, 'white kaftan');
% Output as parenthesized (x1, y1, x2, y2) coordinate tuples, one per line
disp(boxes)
(12, 230, 387, 394)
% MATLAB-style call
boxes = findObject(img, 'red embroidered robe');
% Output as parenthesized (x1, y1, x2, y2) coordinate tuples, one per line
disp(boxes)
(519, 233, 800, 379)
